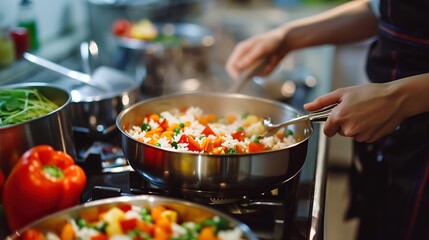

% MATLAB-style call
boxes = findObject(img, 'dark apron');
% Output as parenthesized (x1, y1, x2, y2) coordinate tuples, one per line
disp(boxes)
(346, 1, 429, 239)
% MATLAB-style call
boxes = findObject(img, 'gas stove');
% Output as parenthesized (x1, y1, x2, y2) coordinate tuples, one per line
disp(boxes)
(72, 113, 325, 240)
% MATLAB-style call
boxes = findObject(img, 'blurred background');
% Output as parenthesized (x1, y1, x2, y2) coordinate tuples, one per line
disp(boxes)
(0, 1, 371, 239)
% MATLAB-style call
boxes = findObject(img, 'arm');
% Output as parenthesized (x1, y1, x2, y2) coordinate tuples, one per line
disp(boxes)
(226, 0, 378, 80)
(304, 73, 429, 142)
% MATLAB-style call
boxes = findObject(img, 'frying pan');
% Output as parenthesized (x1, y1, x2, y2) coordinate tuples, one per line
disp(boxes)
(117, 92, 313, 197)
(6, 195, 258, 240)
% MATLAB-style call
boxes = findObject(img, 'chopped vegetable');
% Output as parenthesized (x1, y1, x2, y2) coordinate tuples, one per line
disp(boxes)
(19, 203, 243, 240)
(127, 106, 297, 154)
(0, 88, 58, 127)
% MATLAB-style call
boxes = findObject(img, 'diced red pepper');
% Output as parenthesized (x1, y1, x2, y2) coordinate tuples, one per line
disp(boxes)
(91, 233, 109, 240)
(231, 131, 245, 142)
(187, 137, 202, 152)
(120, 218, 139, 232)
(21, 229, 45, 240)
(177, 134, 201, 152)
(117, 203, 133, 212)
(159, 119, 168, 131)
(248, 142, 265, 153)
(201, 125, 216, 136)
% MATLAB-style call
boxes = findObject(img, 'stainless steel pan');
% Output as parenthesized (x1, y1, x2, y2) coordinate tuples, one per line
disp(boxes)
(117, 92, 313, 197)
(6, 195, 258, 240)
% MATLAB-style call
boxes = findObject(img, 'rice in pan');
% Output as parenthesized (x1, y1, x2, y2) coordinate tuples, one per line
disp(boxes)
(126, 106, 296, 154)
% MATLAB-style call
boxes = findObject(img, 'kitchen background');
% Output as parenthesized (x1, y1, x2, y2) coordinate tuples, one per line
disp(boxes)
(0, 0, 371, 239)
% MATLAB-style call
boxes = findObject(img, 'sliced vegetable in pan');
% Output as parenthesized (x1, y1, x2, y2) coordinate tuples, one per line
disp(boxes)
(19, 203, 244, 240)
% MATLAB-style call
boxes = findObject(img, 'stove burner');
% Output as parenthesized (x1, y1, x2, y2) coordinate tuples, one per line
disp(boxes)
(76, 129, 302, 240)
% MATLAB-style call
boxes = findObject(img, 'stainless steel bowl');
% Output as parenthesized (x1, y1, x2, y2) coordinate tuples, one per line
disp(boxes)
(0, 82, 75, 175)
(117, 92, 313, 197)
(6, 195, 259, 240)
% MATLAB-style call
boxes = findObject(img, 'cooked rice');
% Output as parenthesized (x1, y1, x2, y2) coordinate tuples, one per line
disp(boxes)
(126, 106, 296, 154)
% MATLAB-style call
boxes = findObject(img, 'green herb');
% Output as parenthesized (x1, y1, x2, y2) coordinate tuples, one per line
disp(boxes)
(0, 89, 58, 127)
(227, 148, 237, 154)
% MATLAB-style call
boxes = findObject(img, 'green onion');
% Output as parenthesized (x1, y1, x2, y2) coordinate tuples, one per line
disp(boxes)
(0, 89, 58, 127)
(227, 148, 237, 154)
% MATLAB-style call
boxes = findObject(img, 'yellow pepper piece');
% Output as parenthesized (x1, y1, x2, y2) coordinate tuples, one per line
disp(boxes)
(102, 207, 125, 236)
(160, 210, 178, 223)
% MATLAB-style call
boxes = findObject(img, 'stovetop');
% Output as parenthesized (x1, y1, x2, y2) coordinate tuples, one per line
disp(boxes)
(69, 114, 324, 240)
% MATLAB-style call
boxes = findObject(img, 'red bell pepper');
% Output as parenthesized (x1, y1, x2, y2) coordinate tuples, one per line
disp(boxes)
(2, 145, 87, 231)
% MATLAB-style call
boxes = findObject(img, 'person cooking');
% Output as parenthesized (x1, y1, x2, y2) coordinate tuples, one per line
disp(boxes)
(225, 0, 429, 239)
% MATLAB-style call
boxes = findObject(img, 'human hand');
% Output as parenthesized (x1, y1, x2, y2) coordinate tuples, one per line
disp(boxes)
(226, 27, 288, 81)
(304, 83, 407, 143)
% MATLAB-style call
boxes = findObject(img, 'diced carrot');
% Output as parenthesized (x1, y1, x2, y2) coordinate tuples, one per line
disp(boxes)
(198, 226, 219, 240)
(137, 221, 155, 234)
(200, 138, 214, 153)
(156, 216, 172, 233)
(212, 146, 226, 154)
(79, 207, 100, 223)
(149, 114, 160, 122)
(149, 127, 163, 134)
(151, 206, 166, 222)
(161, 131, 174, 142)
(212, 137, 224, 148)
(276, 132, 285, 139)
(235, 145, 246, 154)
(226, 115, 236, 124)
(198, 115, 209, 125)
(60, 222, 76, 240)
(153, 226, 170, 240)
(167, 123, 179, 131)
(206, 113, 216, 123)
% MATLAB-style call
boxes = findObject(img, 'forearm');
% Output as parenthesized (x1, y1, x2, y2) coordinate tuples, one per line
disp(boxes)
(280, 0, 378, 51)
(389, 73, 429, 119)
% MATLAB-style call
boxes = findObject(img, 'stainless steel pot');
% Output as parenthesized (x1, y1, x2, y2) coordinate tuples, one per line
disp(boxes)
(117, 92, 313, 197)
(69, 75, 141, 136)
(6, 195, 259, 240)
(0, 82, 75, 175)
